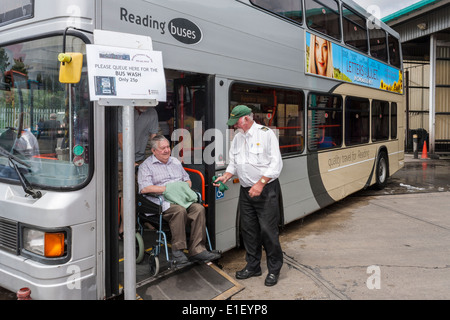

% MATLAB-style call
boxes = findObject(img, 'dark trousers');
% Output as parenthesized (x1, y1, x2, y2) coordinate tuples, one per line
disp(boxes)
(239, 179, 283, 274)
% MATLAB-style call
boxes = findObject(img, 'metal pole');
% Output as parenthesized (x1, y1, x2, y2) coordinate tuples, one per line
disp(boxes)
(123, 105, 136, 300)
(413, 134, 418, 159)
(405, 71, 410, 151)
(69, 84, 73, 160)
(429, 34, 436, 155)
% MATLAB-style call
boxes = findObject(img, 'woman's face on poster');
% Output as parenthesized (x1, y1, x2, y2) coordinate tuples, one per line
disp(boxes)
(314, 37, 328, 76)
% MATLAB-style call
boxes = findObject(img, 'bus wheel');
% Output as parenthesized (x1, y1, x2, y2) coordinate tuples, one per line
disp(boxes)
(374, 151, 388, 189)
(135, 232, 145, 264)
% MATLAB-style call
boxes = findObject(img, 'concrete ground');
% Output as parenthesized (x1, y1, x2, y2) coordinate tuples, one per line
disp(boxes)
(220, 154, 450, 300)
(2, 153, 449, 301)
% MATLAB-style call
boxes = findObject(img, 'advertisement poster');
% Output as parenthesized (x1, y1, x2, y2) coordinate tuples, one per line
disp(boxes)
(86, 45, 167, 101)
(306, 32, 402, 94)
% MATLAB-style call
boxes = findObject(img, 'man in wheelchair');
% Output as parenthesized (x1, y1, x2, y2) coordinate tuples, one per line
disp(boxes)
(137, 135, 220, 264)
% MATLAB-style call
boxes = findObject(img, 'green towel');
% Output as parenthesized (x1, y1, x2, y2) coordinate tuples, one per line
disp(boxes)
(163, 181, 198, 208)
(212, 176, 229, 192)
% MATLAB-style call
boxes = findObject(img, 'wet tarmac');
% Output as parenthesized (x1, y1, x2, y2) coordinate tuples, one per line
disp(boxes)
(221, 153, 450, 300)
(359, 154, 450, 195)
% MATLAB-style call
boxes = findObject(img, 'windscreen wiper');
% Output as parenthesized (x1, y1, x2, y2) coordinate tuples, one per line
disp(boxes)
(0, 145, 42, 199)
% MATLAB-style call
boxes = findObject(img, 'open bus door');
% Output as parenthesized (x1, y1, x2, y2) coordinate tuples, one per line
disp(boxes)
(173, 75, 216, 249)
(103, 74, 218, 299)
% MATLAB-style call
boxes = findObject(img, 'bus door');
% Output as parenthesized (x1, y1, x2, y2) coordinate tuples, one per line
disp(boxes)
(173, 75, 216, 248)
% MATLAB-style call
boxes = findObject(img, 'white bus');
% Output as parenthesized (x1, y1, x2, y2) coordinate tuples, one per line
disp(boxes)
(0, 0, 404, 299)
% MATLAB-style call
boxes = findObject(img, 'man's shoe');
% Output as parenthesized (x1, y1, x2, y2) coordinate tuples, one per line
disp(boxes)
(235, 268, 262, 280)
(172, 250, 188, 264)
(264, 273, 279, 286)
(190, 250, 221, 263)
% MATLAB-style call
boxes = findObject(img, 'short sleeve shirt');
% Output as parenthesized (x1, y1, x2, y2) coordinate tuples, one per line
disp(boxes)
(226, 122, 283, 187)
(137, 155, 190, 211)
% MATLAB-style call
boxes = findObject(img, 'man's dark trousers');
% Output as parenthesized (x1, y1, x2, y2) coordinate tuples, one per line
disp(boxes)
(239, 179, 283, 274)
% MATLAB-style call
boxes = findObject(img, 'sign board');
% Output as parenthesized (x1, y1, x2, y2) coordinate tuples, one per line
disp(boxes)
(86, 44, 166, 101)
(215, 187, 225, 200)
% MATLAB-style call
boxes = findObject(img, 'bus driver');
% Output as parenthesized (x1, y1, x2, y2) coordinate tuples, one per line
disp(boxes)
(214, 105, 283, 286)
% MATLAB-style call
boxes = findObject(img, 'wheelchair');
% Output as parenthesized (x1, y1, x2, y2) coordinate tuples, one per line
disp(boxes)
(135, 190, 216, 277)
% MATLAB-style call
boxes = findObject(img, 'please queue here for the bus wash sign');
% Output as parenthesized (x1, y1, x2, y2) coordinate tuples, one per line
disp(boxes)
(86, 44, 167, 102)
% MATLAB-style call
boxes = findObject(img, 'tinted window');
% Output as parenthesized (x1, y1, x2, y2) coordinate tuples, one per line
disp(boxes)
(345, 97, 370, 145)
(369, 28, 387, 62)
(342, 5, 368, 53)
(305, 0, 341, 40)
(251, 0, 303, 24)
(308, 93, 342, 150)
(230, 83, 304, 156)
(388, 34, 401, 68)
(372, 100, 389, 141)
(391, 102, 397, 139)
(0, 0, 34, 27)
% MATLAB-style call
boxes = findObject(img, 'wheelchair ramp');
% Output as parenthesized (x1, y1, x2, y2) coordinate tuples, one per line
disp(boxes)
(135, 262, 244, 300)
(118, 229, 243, 300)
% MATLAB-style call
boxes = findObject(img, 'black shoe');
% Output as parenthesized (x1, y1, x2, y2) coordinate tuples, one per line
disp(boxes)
(172, 250, 189, 264)
(189, 250, 221, 263)
(264, 273, 279, 286)
(235, 268, 262, 280)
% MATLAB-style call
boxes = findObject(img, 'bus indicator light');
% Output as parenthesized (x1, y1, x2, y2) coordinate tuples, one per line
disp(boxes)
(44, 233, 65, 258)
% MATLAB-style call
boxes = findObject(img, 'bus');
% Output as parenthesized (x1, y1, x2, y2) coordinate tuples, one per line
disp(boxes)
(0, 0, 404, 299)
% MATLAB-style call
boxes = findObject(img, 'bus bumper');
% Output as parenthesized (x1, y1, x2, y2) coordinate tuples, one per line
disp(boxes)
(0, 250, 97, 300)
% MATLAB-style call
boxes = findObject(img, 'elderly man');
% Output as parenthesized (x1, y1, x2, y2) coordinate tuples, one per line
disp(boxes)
(138, 135, 220, 263)
(214, 105, 283, 286)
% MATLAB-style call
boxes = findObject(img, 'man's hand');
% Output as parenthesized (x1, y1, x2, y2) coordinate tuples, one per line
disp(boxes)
(248, 181, 264, 198)
(248, 177, 270, 197)
(213, 173, 232, 187)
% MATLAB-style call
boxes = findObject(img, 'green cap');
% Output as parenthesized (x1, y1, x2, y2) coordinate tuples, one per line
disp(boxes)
(227, 105, 252, 126)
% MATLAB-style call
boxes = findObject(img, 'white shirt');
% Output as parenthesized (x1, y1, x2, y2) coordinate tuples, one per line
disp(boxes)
(226, 122, 283, 188)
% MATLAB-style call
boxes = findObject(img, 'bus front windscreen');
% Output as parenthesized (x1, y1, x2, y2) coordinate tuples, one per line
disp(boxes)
(0, 36, 91, 189)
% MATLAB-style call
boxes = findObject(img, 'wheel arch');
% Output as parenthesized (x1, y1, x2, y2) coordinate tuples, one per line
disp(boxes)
(364, 145, 390, 190)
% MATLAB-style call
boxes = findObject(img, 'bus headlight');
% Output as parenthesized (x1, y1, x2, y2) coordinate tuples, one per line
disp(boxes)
(23, 228, 66, 258)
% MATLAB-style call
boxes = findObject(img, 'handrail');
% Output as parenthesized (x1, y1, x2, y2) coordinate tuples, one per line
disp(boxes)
(183, 167, 208, 208)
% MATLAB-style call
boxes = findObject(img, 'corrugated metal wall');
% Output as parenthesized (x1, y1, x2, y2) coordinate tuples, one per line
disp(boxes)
(395, 4, 450, 43)
(436, 46, 450, 149)
(405, 46, 450, 152)
(405, 62, 429, 130)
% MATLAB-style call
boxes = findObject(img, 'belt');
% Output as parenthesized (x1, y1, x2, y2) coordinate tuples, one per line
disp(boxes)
(241, 178, 278, 190)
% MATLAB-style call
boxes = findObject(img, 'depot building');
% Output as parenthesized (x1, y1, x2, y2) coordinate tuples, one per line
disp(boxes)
(383, 0, 450, 157)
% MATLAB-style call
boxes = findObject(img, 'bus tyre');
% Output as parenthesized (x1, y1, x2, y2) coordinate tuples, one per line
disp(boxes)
(375, 151, 388, 190)
(135, 232, 145, 264)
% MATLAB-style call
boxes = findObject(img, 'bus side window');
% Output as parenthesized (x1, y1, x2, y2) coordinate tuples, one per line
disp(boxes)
(388, 34, 401, 68)
(305, 0, 341, 41)
(342, 5, 368, 53)
(369, 28, 388, 62)
(372, 100, 389, 142)
(229, 83, 304, 156)
(345, 96, 370, 146)
(307, 93, 342, 151)
(391, 102, 397, 139)
(250, 0, 303, 25)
